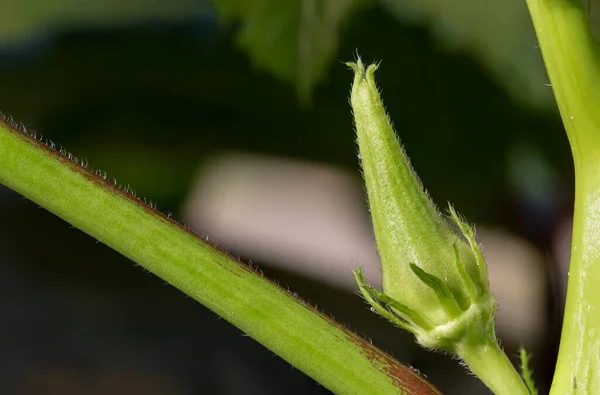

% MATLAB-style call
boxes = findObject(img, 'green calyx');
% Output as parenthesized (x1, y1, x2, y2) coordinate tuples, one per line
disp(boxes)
(353, 211, 497, 352)
(348, 57, 531, 395)
(348, 58, 493, 338)
(349, 58, 531, 394)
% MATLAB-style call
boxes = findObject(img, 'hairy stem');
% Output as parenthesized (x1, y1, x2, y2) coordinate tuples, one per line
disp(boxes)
(0, 115, 440, 395)
(525, 0, 600, 393)
(456, 339, 528, 395)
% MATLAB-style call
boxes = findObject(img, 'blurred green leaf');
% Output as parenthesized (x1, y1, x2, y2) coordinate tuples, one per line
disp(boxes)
(0, 0, 205, 46)
(378, 0, 553, 109)
(212, 0, 367, 103)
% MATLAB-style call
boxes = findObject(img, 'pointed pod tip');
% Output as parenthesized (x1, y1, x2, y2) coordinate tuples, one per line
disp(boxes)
(346, 59, 363, 75)
(366, 62, 379, 80)
(347, 57, 380, 82)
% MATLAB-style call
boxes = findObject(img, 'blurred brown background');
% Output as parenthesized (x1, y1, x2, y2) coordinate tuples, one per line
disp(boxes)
(0, 0, 576, 394)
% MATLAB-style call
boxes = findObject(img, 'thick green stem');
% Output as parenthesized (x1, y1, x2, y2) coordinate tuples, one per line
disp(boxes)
(456, 340, 528, 395)
(525, 1, 600, 393)
(0, 116, 440, 395)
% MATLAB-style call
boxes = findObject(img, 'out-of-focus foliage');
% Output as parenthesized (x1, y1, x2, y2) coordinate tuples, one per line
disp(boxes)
(378, 0, 552, 109)
(1, 0, 555, 108)
(0, 0, 206, 47)
(212, 0, 368, 103)
(213, 0, 554, 109)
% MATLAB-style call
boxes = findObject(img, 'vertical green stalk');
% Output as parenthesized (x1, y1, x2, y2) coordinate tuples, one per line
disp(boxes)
(525, 1, 600, 393)
(0, 115, 441, 395)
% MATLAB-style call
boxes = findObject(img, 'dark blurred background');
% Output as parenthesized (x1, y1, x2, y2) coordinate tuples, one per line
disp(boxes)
(0, 0, 576, 394)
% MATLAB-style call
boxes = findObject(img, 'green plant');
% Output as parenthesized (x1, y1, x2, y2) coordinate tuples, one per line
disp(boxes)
(348, 59, 529, 394)
(0, 113, 439, 394)
(526, 0, 600, 393)
(0, 0, 599, 394)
